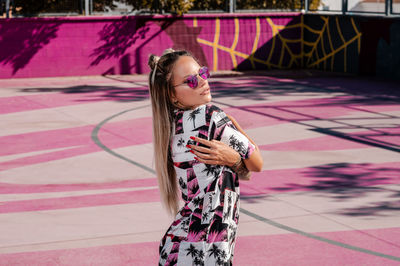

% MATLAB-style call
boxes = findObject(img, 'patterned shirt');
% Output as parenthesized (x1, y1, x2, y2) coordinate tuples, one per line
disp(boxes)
(159, 103, 255, 266)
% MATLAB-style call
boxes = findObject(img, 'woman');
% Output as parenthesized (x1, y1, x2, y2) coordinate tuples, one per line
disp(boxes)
(148, 48, 263, 265)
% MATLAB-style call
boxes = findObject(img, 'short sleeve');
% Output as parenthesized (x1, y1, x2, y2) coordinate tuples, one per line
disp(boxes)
(207, 105, 255, 160)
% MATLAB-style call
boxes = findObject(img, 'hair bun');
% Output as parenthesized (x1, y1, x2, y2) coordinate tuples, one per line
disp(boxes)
(148, 54, 160, 70)
(162, 48, 175, 55)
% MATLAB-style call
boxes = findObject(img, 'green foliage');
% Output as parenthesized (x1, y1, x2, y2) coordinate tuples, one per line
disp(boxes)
(191, 0, 226, 11)
(13, 0, 81, 15)
(236, 0, 320, 10)
(12, 0, 320, 15)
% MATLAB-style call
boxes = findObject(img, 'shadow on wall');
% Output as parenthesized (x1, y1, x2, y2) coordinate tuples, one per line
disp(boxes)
(89, 17, 151, 74)
(376, 22, 400, 80)
(158, 19, 208, 70)
(0, 20, 61, 75)
(90, 15, 306, 75)
(224, 15, 363, 74)
(302, 15, 361, 74)
(89, 16, 208, 75)
(236, 16, 302, 71)
(0, 15, 398, 79)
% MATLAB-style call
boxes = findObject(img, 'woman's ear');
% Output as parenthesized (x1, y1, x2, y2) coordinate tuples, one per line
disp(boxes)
(170, 89, 179, 104)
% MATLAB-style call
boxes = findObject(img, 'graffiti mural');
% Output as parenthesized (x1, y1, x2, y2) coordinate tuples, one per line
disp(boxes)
(303, 15, 361, 74)
(0, 14, 399, 79)
(0, 14, 303, 78)
(191, 15, 302, 71)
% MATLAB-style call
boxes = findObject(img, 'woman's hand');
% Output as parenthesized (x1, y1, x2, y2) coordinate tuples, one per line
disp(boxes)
(187, 136, 240, 167)
(227, 114, 263, 172)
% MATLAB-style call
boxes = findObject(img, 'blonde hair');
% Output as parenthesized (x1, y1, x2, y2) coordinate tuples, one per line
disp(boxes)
(147, 48, 199, 216)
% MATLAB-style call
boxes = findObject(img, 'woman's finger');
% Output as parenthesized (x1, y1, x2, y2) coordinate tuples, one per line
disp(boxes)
(188, 144, 213, 154)
(190, 149, 213, 159)
(194, 156, 220, 165)
(190, 136, 215, 148)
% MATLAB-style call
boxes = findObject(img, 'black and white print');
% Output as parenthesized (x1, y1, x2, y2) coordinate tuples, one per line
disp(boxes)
(159, 104, 256, 265)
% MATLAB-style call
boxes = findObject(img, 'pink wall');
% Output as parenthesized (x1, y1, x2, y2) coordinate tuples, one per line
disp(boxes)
(0, 13, 301, 79)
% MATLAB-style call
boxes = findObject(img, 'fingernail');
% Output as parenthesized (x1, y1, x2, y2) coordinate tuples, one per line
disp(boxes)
(190, 136, 195, 140)
(186, 144, 191, 148)
(194, 157, 199, 160)
(190, 150, 194, 154)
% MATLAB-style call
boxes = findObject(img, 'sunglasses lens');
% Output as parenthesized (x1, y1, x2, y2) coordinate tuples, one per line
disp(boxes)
(186, 75, 198, 88)
(182, 67, 210, 89)
(199, 66, 210, 80)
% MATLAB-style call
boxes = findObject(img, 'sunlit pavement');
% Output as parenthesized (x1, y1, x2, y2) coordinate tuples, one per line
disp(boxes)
(0, 70, 399, 265)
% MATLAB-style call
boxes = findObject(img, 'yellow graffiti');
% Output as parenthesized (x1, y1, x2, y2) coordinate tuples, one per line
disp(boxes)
(230, 18, 240, 69)
(194, 16, 302, 70)
(192, 15, 361, 73)
(212, 18, 220, 71)
(249, 17, 261, 69)
(305, 16, 361, 72)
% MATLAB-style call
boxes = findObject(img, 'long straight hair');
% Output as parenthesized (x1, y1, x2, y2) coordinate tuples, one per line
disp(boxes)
(147, 49, 196, 216)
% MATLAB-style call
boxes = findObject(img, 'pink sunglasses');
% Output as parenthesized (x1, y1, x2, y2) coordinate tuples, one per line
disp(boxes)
(173, 66, 211, 89)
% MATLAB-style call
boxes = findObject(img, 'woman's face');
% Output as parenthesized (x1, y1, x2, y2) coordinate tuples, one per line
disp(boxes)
(170, 56, 211, 110)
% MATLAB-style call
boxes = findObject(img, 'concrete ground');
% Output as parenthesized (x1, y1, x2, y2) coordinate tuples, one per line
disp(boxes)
(0, 70, 399, 265)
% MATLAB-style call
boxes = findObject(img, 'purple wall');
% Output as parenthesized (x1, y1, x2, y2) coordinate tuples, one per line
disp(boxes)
(0, 13, 301, 79)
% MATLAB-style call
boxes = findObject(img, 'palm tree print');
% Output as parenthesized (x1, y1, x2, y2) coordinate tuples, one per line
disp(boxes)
(207, 193, 213, 206)
(189, 183, 199, 195)
(220, 250, 228, 260)
(208, 244, 222, 259)
(192, 197, 202, 207)
(160, 250, 168, 260)
(187, 139, 196, 146)
(236, 141, 246, 155)
(186, 244, 199, 258)
(193, 256, 204, 266)
(229, 135, 238, 148)
(180, 219, 190, 233)
(202, 164, 220, 178)
(160, 105, 244, 265)
(216, 257, 226, 265)
(209, 205, 218, 213)
(179, 177, 187, 189)
(197, 250, 205, 260)
(188, 108, 201, 128)
(229, 135, 246, 154)
(202, 211, 209, 222)
(177, 137, 185, 148)
(223, 208, 231, 221)
(185, 139, 196, 153)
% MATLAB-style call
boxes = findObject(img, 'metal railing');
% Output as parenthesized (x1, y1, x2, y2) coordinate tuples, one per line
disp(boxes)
(1, 0, 399, 18)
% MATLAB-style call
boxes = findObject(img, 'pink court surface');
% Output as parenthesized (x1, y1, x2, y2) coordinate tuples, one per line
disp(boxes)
(0, 70, 399, 265)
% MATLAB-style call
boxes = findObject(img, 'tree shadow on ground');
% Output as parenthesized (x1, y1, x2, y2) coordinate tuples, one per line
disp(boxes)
(210, 75, 400, 152)
(20, 85, 149, 102)
(209, 73, 400, 104)
(271, 162, 400, 217)
(15, 72, 400, 217)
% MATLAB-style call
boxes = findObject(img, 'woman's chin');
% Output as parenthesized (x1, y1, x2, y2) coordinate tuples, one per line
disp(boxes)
(204, 94, 212, 103)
